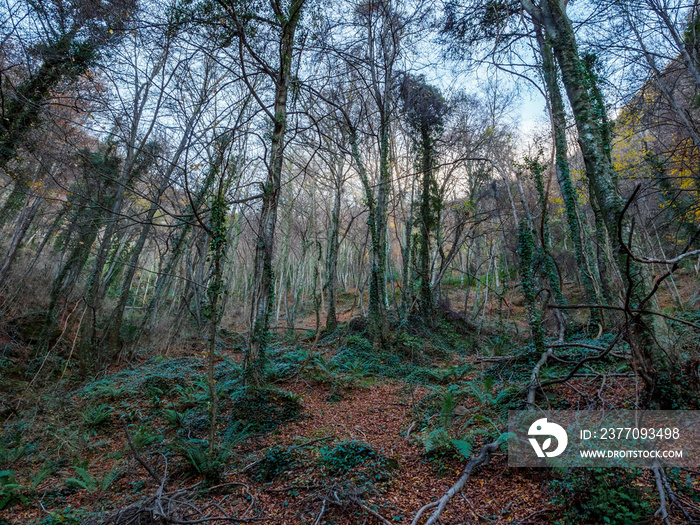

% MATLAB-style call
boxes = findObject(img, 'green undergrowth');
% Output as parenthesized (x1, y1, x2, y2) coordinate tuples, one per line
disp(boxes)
(247, 438, 399, 486)
(0, 348, 305, 516)
(265, 315, 480, 402)
(318, 440, 399, 483)
(242, 438, 399, 510)
(228, 387, 303, 432)
(550, 468, 654, 524)
(1, 310, 667, 523)
(248, 445, 299, 482)
(330, 316, 475, 381)
(2, 313, 482, 519)
(410, 379, 517, 472)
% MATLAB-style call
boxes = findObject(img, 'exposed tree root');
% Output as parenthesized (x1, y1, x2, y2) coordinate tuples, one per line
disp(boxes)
(653, 462, 672, 525)
(411, 439, 500, 525)
(655, 463, 698, 524)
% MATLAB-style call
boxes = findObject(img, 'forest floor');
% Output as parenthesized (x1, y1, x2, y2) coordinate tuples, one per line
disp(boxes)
(2, 289, 700, 524)
(2, 351, 555, 525)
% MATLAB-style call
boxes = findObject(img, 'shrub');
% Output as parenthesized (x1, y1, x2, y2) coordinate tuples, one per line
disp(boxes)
(266, 347, 310, 382)
(228, 388, 302, 432)
(248, 446, 297, 482)
(318, 441, 398, 483)
(665, 468, 700, 505)
(405, 368, 444, 385)
(550, 468, 653, 525)
(142, 375, 174, 398)
(319, 441, 376, 473)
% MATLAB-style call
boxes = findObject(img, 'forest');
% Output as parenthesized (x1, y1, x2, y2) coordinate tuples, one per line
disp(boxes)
(1, 0, 700, 523)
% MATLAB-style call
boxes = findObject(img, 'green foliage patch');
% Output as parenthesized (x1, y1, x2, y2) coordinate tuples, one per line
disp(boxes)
(80, 404, 112, 430)
(318, 441, 398, 483)
(228, 387, 302, 432)
(421, 428, 454, 457)
(248, 446, 297, 482)
(550, 468, 653, 525)
(0, 470, 27, 510)
(169, 439, 230, 483)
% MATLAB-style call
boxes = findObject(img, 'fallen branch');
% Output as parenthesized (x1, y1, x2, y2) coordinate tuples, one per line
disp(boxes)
(123, 420, 162, 486)
(262, 484, 320, 493)
(527, 348, 552, 405)
(462, 494, 494, 523)
(475, 355, 519, 362)
(411, 439, 501, 525)
(546, 303, 700, 330)
(305, 483, 394, 525)
(538, 332, 623, 389)
(80, 484, 268, 525)
(513, 508, 551, 524)
(312, 498, 326, 525)
(406, 421, 416, 440)
(547, 341, 610, 352)
(350, 498, 393, 525)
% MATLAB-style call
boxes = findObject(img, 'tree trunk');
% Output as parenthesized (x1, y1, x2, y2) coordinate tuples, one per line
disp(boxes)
(325, 177, 342, 332)
(0, 195, 42, 288)
(401, 188, 415, 321)
(524, 0, 662, 402)
(105, 199, 159, 349)
(417, 126, 435, 325)
(246, 0, 305, 384)
(534, 21, 600, 319)
(348, 128, 386, 349)
(374, 115, 390, 338)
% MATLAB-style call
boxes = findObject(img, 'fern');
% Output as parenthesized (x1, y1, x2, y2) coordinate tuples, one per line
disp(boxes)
(81, 404, 112, 429)
(440, 388, 457, 428)
(64, 466, 97, 493)
(422, 428, 453, 455)
(0, 443, 29, 463)
(131, 426, 162, 451)
(99, 462, 123, 491)
(450, 439, 472, 459)
(173, 383, 207, 408)
(31, 463, 53, 489)
(173, 439, 229, 482)
(223, 420, 251, 446)
(162, 407, 190, 428)
(0, 470, 27, 510)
